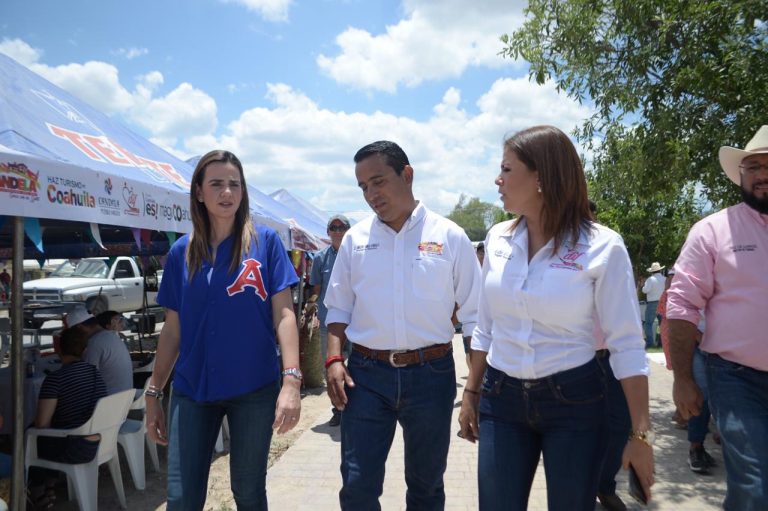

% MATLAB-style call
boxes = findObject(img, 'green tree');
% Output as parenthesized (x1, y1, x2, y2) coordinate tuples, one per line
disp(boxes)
(447, 195, 505, 241)
(502, 0, 767, 274)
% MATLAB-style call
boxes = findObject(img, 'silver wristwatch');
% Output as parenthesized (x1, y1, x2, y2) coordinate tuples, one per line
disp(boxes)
(281, 367, 303, 381)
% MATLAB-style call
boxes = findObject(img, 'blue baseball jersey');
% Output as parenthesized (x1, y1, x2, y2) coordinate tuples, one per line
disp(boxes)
(157, 225, 298, 402)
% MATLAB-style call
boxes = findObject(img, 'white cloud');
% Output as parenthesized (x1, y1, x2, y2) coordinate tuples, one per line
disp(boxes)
(0, 39, 218, 150)
(113, 47, 149, 60)
(203, 78, 591, 216)
(317, 0, 527, 92)
(219, 0, 292, 22)
(0, 38, 42, 66)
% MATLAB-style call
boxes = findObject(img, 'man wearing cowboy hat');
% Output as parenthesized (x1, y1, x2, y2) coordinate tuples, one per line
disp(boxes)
(667, 125, 768, 510)
(641, 262, 666, 348)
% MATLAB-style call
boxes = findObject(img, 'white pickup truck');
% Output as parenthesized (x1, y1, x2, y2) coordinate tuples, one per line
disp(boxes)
(23, 256, 161, 327)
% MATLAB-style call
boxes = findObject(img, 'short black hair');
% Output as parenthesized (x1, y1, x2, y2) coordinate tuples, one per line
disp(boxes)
(476, 242, 485, 252)
(96, 310, 121, 329)
(353, 141, 410, 175)
(59, 327, 89, 357)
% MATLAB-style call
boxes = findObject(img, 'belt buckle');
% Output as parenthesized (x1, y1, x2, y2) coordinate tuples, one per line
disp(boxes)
(388, 349, 409, 368)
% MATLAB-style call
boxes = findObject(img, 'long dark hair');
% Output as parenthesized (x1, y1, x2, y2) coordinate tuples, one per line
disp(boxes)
(187, 150, 254, 278)
(505, 126, 593, 253)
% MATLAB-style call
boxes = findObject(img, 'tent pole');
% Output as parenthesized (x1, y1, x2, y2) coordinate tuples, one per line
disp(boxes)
(10, 216, 25, 510)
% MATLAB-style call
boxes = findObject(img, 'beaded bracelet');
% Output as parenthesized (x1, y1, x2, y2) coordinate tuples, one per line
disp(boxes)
(325, 355, 345, 369)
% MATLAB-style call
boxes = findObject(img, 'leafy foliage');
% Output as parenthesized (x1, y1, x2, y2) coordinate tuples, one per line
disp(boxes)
(447, 195, 506, 241)
(502, 0, 767, 274)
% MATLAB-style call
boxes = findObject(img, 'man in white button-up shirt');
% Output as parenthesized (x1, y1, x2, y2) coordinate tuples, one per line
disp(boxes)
(324, 140, 481, 510)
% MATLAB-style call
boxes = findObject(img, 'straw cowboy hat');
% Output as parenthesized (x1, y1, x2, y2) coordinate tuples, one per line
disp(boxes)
(719, 125, 768, 185)
(646, 262, 665, 273)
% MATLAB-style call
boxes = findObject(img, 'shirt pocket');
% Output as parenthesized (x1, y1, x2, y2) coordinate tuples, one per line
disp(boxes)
(412, 257, 452, 301)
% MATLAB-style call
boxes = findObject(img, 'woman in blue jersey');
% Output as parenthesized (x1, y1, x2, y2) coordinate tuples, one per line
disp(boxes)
(145, 150, 301, 511)
(458, 126, 654, 511)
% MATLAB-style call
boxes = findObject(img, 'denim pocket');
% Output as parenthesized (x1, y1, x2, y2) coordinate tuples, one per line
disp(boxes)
(347, 351, 374, 370)
(550, 371, 605, 405)
(426, 354, 455, 375)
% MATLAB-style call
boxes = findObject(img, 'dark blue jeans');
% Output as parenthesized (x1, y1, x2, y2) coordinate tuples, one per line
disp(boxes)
(340, 348, 456, 511)
(166, 381, 279, 511)
(688, 347, 711, 444)
(596, 352, 631, 495)
(706, 353, 768, 511)
(643, 301, 659, 348)
(478, 358, 607, 511)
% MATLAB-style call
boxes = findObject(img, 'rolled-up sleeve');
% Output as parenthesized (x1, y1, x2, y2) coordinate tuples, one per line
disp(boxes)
(323, 237, 353, 327)
(595, 239, 649, 379)
(471, 231, 493, 352)
(667, 221, 714, 326)
(453, 233, 481, 337)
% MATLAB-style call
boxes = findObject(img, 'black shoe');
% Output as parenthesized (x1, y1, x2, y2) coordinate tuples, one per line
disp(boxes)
(328, 410, 341, 427)
(689, 446, 710, 473)
(597, 492, 627, 511)
(703, 448, 717, 467)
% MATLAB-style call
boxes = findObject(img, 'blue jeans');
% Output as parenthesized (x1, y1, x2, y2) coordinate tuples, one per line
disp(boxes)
(643, 301, 659, 347)
(688, 347, 711, 444)
(166, 381, 279, 511)
(340, 348, 456, 510)
(596, 352, 631, 496)
(706, 353, 768, 511)
(478, 358, 607, 511)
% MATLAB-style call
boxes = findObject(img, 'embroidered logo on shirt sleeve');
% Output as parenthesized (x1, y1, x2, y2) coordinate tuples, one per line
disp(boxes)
(226, 259, 268, 300)
(418, 241, 444, 255)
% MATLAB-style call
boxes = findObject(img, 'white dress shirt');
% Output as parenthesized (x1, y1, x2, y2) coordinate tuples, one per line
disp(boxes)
(642, 273, 665, 301)
(472, 219, 648, 380)
(324, 202, 481, 350)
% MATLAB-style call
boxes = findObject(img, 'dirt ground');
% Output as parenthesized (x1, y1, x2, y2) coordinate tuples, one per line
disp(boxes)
(43, 384, 333, 511)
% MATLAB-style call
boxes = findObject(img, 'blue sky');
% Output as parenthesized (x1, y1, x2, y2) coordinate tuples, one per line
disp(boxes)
(1, 0, 593, 221)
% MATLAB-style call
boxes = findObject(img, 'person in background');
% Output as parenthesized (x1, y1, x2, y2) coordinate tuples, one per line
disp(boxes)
(28, 327, 107, 509)
(459, 126, 654, 510)
(641, 262, 666, 348)
(668, 125, 768, 510)
(475, 241, 485, 266)
(325, 140, 481, 510)
(145, 150, 301, 511)
(95, 310, 127, 332)
(0, 268, 10, 302)
(65, 308, 132, 396)
(308, 214, 352, 427)
(656, 269, 676, 370)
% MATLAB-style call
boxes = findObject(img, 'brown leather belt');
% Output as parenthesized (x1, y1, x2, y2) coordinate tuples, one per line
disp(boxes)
(352, 342, 453, 368)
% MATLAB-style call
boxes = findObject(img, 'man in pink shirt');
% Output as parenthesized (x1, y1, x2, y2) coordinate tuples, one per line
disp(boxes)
(667, 125, 768, 511)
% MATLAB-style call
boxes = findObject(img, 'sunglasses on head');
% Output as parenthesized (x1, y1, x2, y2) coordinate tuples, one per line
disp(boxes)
(328, 225, 348, 232)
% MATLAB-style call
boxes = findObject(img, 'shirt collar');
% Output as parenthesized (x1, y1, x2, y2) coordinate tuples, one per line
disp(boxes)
(373, 200, 426, 233)
(741, 202, 768, 226)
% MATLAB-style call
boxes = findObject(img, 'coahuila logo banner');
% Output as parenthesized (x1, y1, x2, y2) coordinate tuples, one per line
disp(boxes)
(0, 162, 41, 201)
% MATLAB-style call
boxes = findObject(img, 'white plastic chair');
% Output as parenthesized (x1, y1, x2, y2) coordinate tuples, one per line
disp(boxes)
(117, 380, 160, 490)
(25, 389, 135, 511)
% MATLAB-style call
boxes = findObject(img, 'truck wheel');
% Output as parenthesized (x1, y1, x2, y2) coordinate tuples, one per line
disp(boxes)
(87, 296, 108, 316)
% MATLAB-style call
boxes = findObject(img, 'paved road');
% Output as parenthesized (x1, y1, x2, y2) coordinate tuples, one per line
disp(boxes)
(266, 337, 727, 510)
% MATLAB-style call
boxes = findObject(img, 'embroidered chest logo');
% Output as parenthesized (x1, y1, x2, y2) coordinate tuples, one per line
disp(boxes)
(551, 247, 585, 271)
(418, 241, 443, 256)
(731, 244, 757, 253)
(226, 259, 268, 300)
(353, 243, 380, 252)
(494, 249, 513, 260)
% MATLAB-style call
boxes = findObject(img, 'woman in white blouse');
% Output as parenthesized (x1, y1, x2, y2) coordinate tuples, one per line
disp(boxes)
(458, 126, 654, 510)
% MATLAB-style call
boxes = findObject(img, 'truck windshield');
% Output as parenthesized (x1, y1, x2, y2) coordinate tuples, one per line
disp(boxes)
(49, 260, 77, 277)
(71, 259, 109, 278)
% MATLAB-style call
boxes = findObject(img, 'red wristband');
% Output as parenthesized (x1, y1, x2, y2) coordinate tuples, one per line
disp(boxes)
(325, 355, 345, 369)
